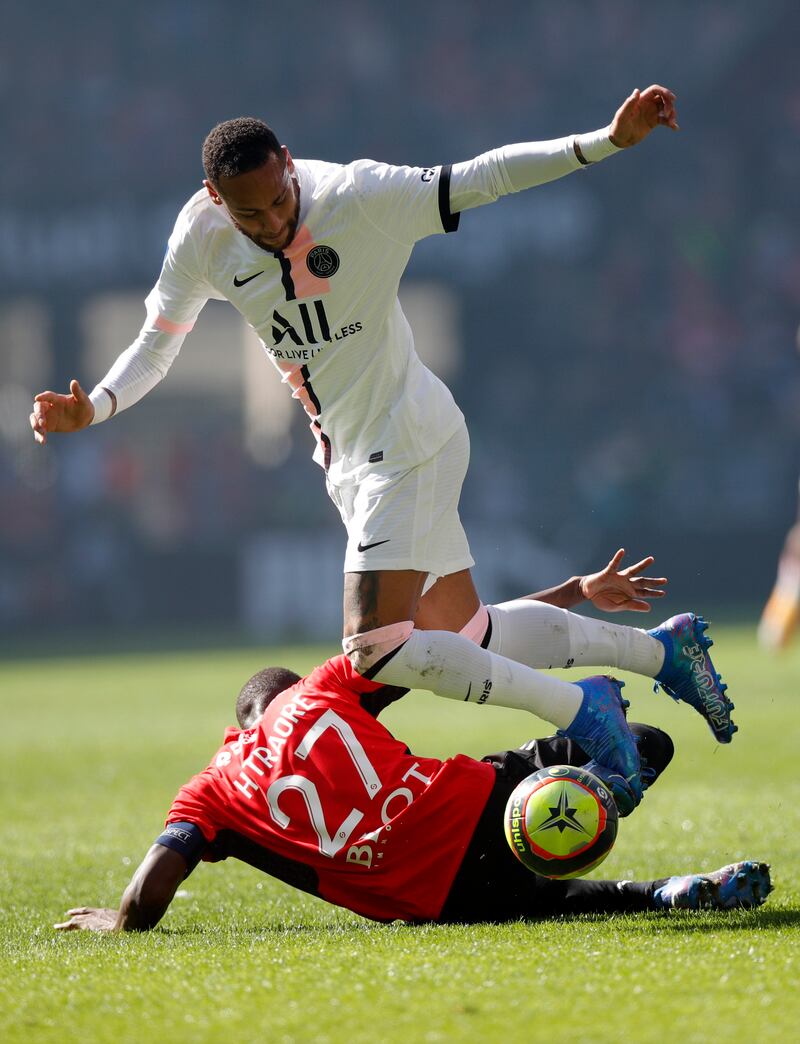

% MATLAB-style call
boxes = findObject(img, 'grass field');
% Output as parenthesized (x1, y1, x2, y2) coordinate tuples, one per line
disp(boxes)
(2, 625, 799, 1043)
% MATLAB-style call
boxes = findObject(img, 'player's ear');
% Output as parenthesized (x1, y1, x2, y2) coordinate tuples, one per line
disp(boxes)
(282, 146, 295, 174)
(204, 179, 223, 205)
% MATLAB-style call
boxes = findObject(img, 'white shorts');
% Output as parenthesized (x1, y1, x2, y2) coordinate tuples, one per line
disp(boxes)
(327, 423, 474, 583)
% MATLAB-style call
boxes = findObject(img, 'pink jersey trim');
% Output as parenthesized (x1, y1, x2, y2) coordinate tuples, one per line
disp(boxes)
(279, 364, 305, 389)
(459, 603, 490, 645)
(154, 314, 196, 335)
(292, 384, 317, 417)
(285, 225, 331, 299)
(278, 364, 319, 419)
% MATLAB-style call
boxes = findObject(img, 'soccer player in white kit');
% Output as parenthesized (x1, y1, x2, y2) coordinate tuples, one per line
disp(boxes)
(31, 85, 736, 804)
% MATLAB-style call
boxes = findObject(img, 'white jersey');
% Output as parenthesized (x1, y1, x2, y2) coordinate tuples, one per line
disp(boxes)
(89, 130, 619, 487)
(154, 159, 462, 485)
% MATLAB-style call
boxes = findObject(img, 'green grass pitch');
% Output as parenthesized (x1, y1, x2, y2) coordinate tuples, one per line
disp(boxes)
(2, 626, 799, 1043)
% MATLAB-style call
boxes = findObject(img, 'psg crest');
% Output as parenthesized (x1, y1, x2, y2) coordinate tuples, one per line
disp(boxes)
(307, 245, 340, 278)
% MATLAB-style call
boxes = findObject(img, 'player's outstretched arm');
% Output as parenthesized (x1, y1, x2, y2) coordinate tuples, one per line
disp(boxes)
(54, 844, 187, 932)
(608, 84, 679, 148)
(30, 379, 94, 445)
(447, 85, 678, 219)
(523, 549, 667, 612)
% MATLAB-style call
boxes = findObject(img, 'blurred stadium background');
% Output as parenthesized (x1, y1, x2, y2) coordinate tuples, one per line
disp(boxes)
(1, 0, 799, 645)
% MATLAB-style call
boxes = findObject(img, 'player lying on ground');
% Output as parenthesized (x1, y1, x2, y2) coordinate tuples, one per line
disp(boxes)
(55, 657, 770, 932)
(31, 87, 733, 764)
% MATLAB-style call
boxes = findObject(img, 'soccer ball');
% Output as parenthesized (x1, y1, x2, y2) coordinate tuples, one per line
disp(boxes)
(504, 765, 618, 879)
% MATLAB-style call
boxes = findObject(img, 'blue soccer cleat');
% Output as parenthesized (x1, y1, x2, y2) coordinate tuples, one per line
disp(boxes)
(583, 759, 639, 817)
(558, 676, 642, 811)
(648, 613, 737, 743)
(653, 861, 772, 911)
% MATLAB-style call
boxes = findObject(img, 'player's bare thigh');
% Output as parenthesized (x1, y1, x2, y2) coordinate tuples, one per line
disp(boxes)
(415, 569, 481, 631)
(343, 568, 480, 636)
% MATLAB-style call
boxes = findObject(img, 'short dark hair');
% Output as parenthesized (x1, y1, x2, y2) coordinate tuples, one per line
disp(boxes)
(202, 117, 282, 183)
(236, 666, 302, 728)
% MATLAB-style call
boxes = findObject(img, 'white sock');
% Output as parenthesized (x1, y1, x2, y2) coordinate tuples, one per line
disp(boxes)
(486, 600, 665, 676)
(372, 627, 583, 730)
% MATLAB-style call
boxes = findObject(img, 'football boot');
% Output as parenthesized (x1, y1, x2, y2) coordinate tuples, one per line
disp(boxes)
(558, 676, 642, 810)
(653, 861, 772, 911)
(582, 759, 638, 817)
(648, 613, 736, 743)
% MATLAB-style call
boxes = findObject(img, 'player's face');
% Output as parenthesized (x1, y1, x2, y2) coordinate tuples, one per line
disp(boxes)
(206, 147, 300, 253)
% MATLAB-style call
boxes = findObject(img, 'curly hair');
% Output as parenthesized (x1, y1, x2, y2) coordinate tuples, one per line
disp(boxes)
(235, 666, 302, 727)
(202, 117, 282, 183)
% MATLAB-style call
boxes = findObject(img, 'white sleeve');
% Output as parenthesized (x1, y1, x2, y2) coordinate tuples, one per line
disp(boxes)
(449, 127, 621, 213)
(89, 210, 215, 424)
(89, 324, 189, 423)
(349, 159, 460, 246)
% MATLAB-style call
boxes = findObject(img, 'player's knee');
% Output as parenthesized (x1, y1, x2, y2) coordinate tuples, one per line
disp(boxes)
(630, 723, 674, 781)
(343, 620, 414, 678)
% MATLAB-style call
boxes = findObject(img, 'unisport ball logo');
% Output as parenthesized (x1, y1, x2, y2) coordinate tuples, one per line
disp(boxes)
(503, 765, 618, 879)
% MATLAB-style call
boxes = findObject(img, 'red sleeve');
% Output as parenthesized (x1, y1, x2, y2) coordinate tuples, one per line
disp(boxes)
(165, 773, 221, 843)
(304, 655, 384, 698)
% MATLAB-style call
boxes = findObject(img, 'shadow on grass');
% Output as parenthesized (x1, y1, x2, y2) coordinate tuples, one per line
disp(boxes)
(152, 919, 379, 939)
(543, 907, 800, 934)
(615, 907, 800, 933)
(149, 907, 800, 939)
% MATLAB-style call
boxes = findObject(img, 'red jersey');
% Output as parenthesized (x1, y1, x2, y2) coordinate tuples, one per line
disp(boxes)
(166, 655, 495, 922)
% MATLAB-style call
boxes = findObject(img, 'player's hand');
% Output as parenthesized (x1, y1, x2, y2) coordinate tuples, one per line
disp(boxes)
(579, 548, 667, 613)
(54, 907, 119, 932)
(30, 379, 94, 445)
(609, 84, 679, 148)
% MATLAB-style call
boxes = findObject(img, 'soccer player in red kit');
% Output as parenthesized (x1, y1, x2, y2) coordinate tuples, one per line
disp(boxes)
(55, 658, 770, 932)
